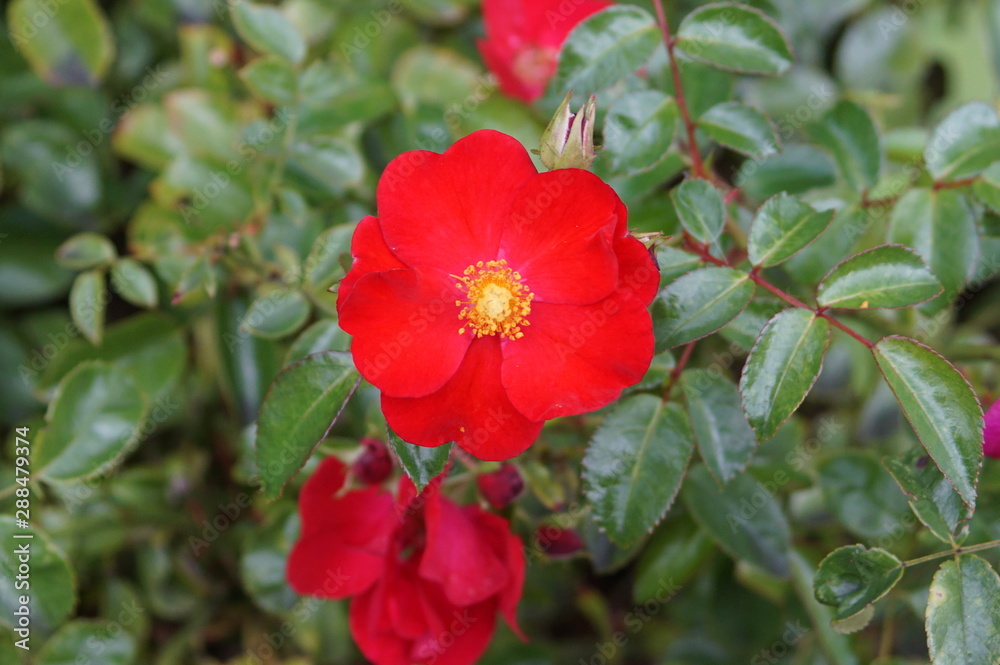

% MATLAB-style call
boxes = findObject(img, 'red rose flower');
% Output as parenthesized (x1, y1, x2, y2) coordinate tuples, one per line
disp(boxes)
(478, 0, 613, 103)
(336, 130, 657, 460)
(287, 457, 525, 665)
(985, 399, 1000, 459)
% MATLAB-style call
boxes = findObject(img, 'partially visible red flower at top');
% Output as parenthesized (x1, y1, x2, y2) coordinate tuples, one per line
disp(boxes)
(287, 457, 524, 665)
(336, 130, 657, 460)
(985, 399, 1000, 459)
(478, 0, 613, 103)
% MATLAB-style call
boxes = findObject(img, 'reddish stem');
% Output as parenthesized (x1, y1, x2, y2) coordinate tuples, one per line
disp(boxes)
(663, 341, 697, 402)
(933, 175, 980, 191)
(653, 0, 706, 179)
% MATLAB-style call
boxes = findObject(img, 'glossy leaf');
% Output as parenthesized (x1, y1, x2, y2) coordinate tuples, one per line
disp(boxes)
(387, 427, 452, 493)
(255, 351, 359, 499)
(697, 101, 779, 157)
(8, 0, 115, 85)
(603, 91, 678, 175)
(231, 1, 305, 65)
(817, 245, 943, 309)
(675, 3, 793, 76)
(55, 233, 116, 270)
(634, 519, 715, 603)
(817, 452, 910, 541)
(682, 464, 792, 578)
(551, 5, 660, 94)
(69, 269, 106, 346)
(872, 336, 983, 509)
(747, 192, 834, 267)
(241, 289, 311, 340)
(583, 395, 695, 546)
(110, 259, 158, 309)
(884, 448, 972, 544)
(36, 620, 136, 665)
(0, 517, 75, 634)
(672, 178, 725, 245)
(926, 556, 1000, 665)
(807, 100, 882, 191)
(924, 102, 1000, 181)
(653, 267, 755, 351)
(814, 545, 903, 621)
(741, 309, 830, 441)
(36, 361, 148, 481)
(681, 370, 757, 484)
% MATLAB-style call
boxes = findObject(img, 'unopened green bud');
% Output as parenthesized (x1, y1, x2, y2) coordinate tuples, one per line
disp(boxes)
(539, 92, 597, 170)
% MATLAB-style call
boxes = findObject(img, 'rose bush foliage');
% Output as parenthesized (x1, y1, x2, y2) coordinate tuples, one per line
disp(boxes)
(2, 0, 1000, 664)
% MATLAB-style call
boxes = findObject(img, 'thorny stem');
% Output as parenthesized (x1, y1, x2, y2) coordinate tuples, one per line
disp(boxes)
(900, 538, 1000, 569)
(663, 341, 697, 401)
(652, 0, 706, 180)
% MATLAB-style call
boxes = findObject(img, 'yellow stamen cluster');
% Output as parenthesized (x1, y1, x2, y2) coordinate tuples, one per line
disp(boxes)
(455, 260, 533, 340)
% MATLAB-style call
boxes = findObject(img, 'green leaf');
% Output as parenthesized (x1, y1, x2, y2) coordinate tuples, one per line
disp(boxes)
(110, 259, 158, 309)
(817, 452, 910, 541)
(737, 144, 836, 199)
(7, 0, 115, 85)
(741, 309, 830, 441)
(240, 509, 299, 614)
(0, 233, 73, 308)
(816, 245, 943, 309)
(872, 336, 983, 509)
(0, 517, 75, 634)
(603, 91, 678, 175)
(69, 270, 106, 346)
(36, 361, 149, 481)
(697, 101, 778, 157)
(285, 320, 350, 366)
(682, 464, 792, 578)
(681, 370, 757, 484)
(55, 233, 116, 270)
(242, 289, 311, 340)
(675, 3, 793, 76)
(653, 266, 754, 351)
(925, 102, 1000, 181)
(884, 448, 972, 545)
(551, 5, 661, 94)
(814, 545, 903, 621)
(583, 395, 695, 546)
(926, 555, 1000, 665)
(634, 518, 714, 603)
(887, 189, 978, 309)
(671, 178, 725, 245)
(807, 100, 882, 191)
(255, 351, 358, 499)
(36, 620, 136, 665)
(239, 57, 298, 106)
(387, 428, 452, 493)
(972, 162, 1000, 213)
(747, 192, 834, 267)
(231, 2, 305, 65)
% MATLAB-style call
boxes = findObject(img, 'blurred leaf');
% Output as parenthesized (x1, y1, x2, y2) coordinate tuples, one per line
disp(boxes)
(603, 91, 678, 175)
(697, 101, 778, 157)
(884, 448, 972, 545)
(387, 427, 452, 493)
(926, 556, 1000, 665)
(814, 545, 902, 622)
(110, 258, 158, 309)
(0, 517, 75, 635)
(240, 57, 298, 106)
(240, 508, 299, 614)
(741, 309, 830, 441)
(285, 137, 365, 198)
(390, 45, 482, 111)
(872, 336, 983, 510)
(551, 5, 660, 94)
(634, 518, 714, 603)
(784, 204, 867, 285)
(653, 266, 754, 351)
(807, 100, 882, 191)
(0, 234, 74, 308)
(972, 161, 1000, 213)
(255, 351, 358, 499)
(55, 233, 116, 270)
(7, 0, 115, 85)
(36, 361, 148, 481)
(720, 298, 783, 352)
(113, 104, 183, 171)
(285, 320, 350, 366)
(675, 3, 793, 76)
(68, 270, 105, 346)
(682, 464, 791, 578)
(231, 1, 306, 65)
(817, 452, 910, 541)
(218, 295, 284, 425)
(242, 289, 311, 340)
(737, 144, 836, 200)
(35, 620, 135, 665)
(304, 223, 353, 290)
(583, 395, 695, 546)
(681, 370, 757, 484)
(671, 178, 725, 245)
(747, 192, 834, 267)
(816, 245, 943, 309)
(925, 103, 1000, 181)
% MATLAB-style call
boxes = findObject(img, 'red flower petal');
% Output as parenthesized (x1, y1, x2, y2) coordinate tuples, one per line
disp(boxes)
(985, 399, 1000, 459)
(339, 267, 469, 398)
(377, 131, 538, 276)
(381, 338, 543, 460)
(420, 494, 510, 607)
(501, 287, 654, 421)
(614, 233, 659, 306)
(501, 169, 619, 305)
(337, 216, 406, 310)
(474, 510, 526, 637)
(477, 39, 538, 104)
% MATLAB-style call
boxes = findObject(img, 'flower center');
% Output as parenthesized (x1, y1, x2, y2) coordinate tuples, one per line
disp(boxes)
(455, 260, 533, 340)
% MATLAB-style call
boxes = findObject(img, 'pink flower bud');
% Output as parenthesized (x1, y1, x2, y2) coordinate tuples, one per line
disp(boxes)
(534, 524, 585, 559)
(985, 400, 1000, 459)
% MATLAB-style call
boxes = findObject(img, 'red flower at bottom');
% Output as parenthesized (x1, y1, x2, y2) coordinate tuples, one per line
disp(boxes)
(287, 458, 525, 665)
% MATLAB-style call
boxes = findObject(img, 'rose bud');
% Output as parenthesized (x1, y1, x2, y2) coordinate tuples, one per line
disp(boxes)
(352, 437, 392, 485)
(534, 524, 585, 559)
(477, 463, 525, 509)
(985, 399, 1000, 459)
